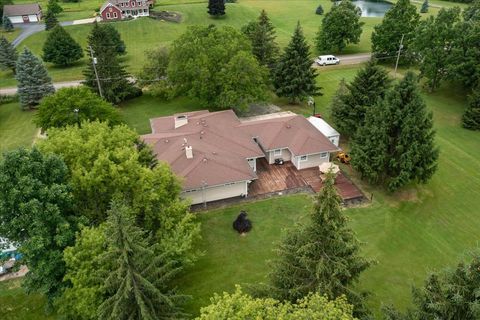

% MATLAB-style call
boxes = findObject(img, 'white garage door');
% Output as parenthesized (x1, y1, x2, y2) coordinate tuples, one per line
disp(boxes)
(9, 16, 24, 23)
(28, 14, 38, 22)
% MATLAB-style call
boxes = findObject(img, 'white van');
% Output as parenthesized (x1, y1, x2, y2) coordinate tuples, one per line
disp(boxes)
(315, 55, 340, 66)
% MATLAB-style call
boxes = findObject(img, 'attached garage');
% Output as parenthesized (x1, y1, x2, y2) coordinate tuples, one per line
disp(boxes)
(3, 3, 42, 24)
(308, 116, 341, 147)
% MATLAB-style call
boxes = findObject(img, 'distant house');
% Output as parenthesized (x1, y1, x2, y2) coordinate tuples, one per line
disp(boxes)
(142, 110, 340, 205)
(99, 0, 153, 21)
(3, 3, 42, 23)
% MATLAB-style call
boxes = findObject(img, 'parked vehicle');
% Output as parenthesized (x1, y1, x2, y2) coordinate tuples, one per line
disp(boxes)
(315, 55, 340, 66)
(336, 152, 351, 164)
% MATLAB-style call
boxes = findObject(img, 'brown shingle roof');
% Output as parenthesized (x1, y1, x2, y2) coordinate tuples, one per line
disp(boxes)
(142, 110, 339, 190)
(3, 4, 41, 17)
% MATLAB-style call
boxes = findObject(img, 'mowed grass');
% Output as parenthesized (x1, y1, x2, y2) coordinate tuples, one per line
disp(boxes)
(0, 278, 56, 320)
(0, 102, 37, 154)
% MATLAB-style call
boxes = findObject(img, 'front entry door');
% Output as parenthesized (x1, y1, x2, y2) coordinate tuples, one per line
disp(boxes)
(22, 15, 29, 23)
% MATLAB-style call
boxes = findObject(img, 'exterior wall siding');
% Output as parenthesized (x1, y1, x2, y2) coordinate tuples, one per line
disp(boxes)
(267, 148, 291, 164)
(294, 152, 330, 170)
(101, 5, 123, 20)
(181, 181, 248, 205)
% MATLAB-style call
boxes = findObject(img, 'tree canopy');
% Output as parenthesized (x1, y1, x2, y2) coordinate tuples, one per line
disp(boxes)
(168, 25, 268, 112)
(462, 90, 480, 130)
(42, 25, 84, 66)
(0, 36, 17, 73)
(207, 0, 225, 16)
(34, 87, 122, 130)
(316, 0, 364, 53)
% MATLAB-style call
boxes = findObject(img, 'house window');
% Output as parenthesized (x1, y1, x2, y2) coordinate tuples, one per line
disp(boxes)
(137, 1, 141, 5)
(120, 2, 124, 6)
(300, 155, 308, 162)
(320, 152, 328, 158)
(113, 12, 118, 18)
(273, 149, 282, 156)
(106, 12, 111, 19)
(144, 8, 148, 13)
(132, 1, 135, 6)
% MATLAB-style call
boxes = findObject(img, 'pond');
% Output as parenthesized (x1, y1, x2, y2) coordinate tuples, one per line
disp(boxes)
(350, 0, 393, 17)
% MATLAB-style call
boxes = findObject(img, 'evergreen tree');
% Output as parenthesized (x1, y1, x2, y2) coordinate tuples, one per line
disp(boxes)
(316, 0, 364, 53)
(264, 172, 371, 316)
(462, 90, 480, 130)
(351, 72, 439, 192)
(42, 25, 83, 66)
(331, 61, 392, 136)
(316, 4, 324, 15)
(83, 22, 140, 104)
(273, 22, 320, 103)
(371, 0, 420, 64)
(0, 36, 17, 73)
(103, 24, 126, 55)
(47, 0, 63, 15)
(44, 9, 58, 31)
(241, 10, 279, 70)
(414, 7, 461, 91)
(16, 47, 55, 109)
(420, 0, 429, 13)
(98, 200, 185, 320)
(2, 16, 13, 32)
(208, 0, 225, 17)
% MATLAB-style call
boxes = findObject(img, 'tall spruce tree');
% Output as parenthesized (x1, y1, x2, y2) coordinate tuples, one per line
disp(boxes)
(16, 47, 55, 109)
(462, 90, 480, 130)
(43, 25, 83, 66)
(351, 72, 439, 192)
(207, 0, 225, 17)
(44, 9, 58, 31)
(83, 22, 140, 104)
(371, 0, 420, 64)
(316, 0, 364, 53)
(47, 0, 63, 15)
(273, 22, 320, 103)
(98, 200, 185, 320)
(2, 16, 13, 32)
(242, 10, 279, 70)
(0, 36, 17, 73)
(331, 61, 392, 136)
(420, 0, 429, 13)
(264, 172, 371, 317)
(103, 24, 126, 55)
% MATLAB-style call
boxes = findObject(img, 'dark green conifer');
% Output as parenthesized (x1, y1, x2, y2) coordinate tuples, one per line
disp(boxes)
(273, 22, 320, 103)
(0, 36, 17, 73)
(207, 0, 225, 17)
(42, 25, 83, 66)
(2, 16, 13, 32)
(44, 10, 58, 31)
(420, 0, 429, 13)
(462, 90, 480, 130)
(15, 47, 55, 109)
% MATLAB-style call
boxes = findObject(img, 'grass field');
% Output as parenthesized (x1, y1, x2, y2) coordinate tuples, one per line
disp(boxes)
(0, 102, 37, 154)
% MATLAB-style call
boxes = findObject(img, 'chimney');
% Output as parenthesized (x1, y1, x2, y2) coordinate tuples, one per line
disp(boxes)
(185, 145, 193, 159)
(175, 115, 188, 129)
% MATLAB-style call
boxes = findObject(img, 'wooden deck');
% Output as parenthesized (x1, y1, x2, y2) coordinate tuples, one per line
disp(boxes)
(249, 158, 364, 202)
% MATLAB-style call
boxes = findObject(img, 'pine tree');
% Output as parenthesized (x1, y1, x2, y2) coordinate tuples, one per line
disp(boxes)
(331, 61, 392, 136)
(329, 78, 349, 132)
(47, 0, 63, 15)
(265, 172, 371, 317)
(420, 0, 429, 13)
(42, 25, 83, 66)
(273, 22, 320, 103)
(103, 24, 126, 55)
(242, 10, 279, 70)
(351, 72, 439, 191)
(98, 200, 185, 320)
(83, 22, 140, 104)
(207, 0, 225, 17)
(2, 16, 13, 32)
(44, 10, 58, 31)
(16, 48, 55, 109)
(0, 36, 17, 73)
(462, 90, 480, 130)
(316, 4, 324, 15)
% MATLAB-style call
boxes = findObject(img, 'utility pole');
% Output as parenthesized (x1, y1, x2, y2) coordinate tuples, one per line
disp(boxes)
(394, 34, 405, 79)
(88, 45, 103, 98)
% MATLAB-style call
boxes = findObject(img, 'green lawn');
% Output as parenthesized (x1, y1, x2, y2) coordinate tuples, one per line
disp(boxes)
(0, 102, 37, 154)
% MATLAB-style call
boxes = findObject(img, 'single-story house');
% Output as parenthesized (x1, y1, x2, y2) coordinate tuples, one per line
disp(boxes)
(3, 3, 42, 23)
(308, 116, 340, 147)
(99, 0, 153, 21)
(142, 110, 340, 205)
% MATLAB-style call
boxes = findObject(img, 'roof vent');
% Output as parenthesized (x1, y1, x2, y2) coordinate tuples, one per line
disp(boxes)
(202, 158, 208, 162)
(185, 146, 193, 159)
(175, 115, 188, 129)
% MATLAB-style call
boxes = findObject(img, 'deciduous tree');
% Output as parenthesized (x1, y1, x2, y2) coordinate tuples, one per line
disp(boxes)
(414, 7, 461, 91)
(316, 0, 364, 53)
(242, 10, 279, 70)
(331, 61, 391, 136)
(168, 25, 268, 112)
(273, 22, 320, 103)
(263, 172, 371, 316)
(462, 90, 480, 130)
(351, 72, 439, 191)
(138, 47, 173, 99)
(0, 148, 79, 302)
(15, 47, 55, 109)
(0, 36, 17, 73)
(34, 87, 122, 130)
(42, 25, 83, 66)
(371, 0, 420, 64)
(197, 286, 356, 320)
